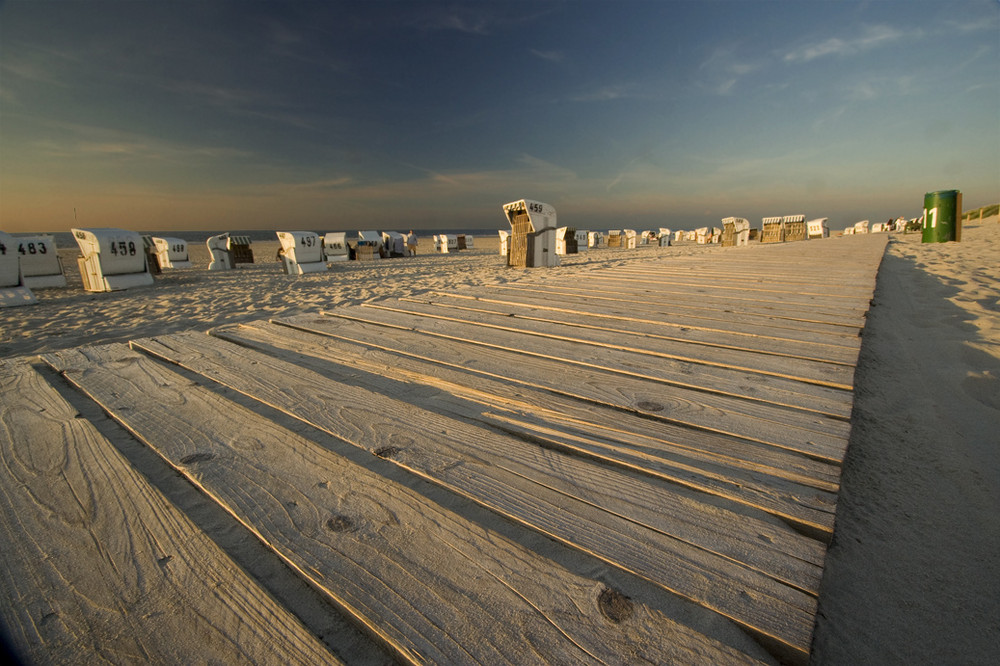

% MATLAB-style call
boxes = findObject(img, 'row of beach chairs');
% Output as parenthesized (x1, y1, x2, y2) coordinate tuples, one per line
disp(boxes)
(0, 227, 457, 305)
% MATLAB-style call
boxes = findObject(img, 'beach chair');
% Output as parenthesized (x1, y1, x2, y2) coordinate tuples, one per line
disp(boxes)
(555, 227, 569, 255)
(623, 229, 638, 249)
(607, 230, 622, 248)
(228, 235, 255, 263)
(324, 232, 350, 263)
(432, 234, 458, 253)
(463, 235, 474, 248)
(760, 216, 784, 243)
(381, 231, 406, 257)
(456, 234, 468, 250)
(276, 231, 327, 274)
(502, 199, 559, 267)
(0, 231, 38, 307)
(141, 235, 162, 274)
(13, 234, 67, 288)
(807, 218, 830, 239)
(206, 233, 233, 270)
(73, 228, 154, 292)
(694, 227, 711, 244)
(358, 231, 384, 258)
(574, 229, 589, 251)
(783, 215, 807, 242)
(854, 220, 870, 234)
(721, 218, 750, 247)
(153, 236, 193, 269)
(588, 231, 603, 248)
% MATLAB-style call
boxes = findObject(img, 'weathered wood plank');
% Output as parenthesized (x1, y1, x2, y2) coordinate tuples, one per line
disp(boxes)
(401, 291, 861, 365)
(317, 305, 855, 429)
(40, 344, 767, 665)
(148, 325, 835, 554)
(0, 358, 339, 665)
(278, 312, 850, 462)
(216, 317, 840, 510)
(122, 332, 820, 659)
(487, 283, 867, 329)
(425, 288, 864, 347)
(456, 285, 866, 341)
(367, 297, 858, 387)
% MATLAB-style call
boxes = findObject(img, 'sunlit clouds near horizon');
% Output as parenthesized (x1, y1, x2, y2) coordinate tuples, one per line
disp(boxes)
(1, 0, 997, 233)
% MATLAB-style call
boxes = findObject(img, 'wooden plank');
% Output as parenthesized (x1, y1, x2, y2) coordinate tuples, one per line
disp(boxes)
(321, 304, 855, 425)
(488, 283, 868, 328)
(151, 324, 836, 551)
(278, 312, 851, 462)
(218, 318, 842, 493)
(206, 320, 840, 544)
(401, 291, 861, 365)
(368, 297, 858, 386)
(40, 344, 768, 665)
(119, 333, 820, 659)
(561, 273, 875, 307)
(0, 358, 338, 665)
(427, 288, 864, 347)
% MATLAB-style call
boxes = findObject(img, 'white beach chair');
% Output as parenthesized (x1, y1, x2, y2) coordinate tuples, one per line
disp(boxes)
(807, 218, 830, 239)
(382, 231, 406, 257)
(721, 218, 749, 247)
(324, 232, 350, 262)
(501, 199, 559, 267)
(153, 237, 192, 269)
(357, 231, 384, 258)
(694, 227, 710, 244)
(854, 220, 870, 234)
(623, 229, 638, 249)
(14, 234, 66, 288)
(463, 235, 475, 249)
(574, 229, 589, 251)
(206, 233, 233, 270)
(276, 231, 327, 274)
(73, 228, 154, 292)
(0, 231, 38, 307)
(588, 231, 603, 248)
(555, 227, 569, 255)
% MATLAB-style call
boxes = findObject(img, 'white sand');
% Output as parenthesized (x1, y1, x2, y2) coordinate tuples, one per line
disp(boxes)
(812, 219, 1000, 663)
(2, 224, 998, 661)
(0, 236, 720, 357)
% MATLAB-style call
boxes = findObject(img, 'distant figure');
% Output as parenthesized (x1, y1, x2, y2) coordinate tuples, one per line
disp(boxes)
(407, 230, 418, 256)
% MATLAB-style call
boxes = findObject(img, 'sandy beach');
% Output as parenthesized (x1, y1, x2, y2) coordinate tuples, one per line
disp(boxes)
(1, 234, 727, 358)
(2, 223, 998, 664)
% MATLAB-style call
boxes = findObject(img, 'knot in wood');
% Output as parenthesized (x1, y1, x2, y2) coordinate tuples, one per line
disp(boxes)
(374, 446, 401, 459)
(598, 587, 633, 623)
(326, 515, 356, 532)
(636, 401, 665, 412)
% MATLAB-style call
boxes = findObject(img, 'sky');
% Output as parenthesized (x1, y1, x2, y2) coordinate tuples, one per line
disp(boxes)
(1, 0, 998, 234)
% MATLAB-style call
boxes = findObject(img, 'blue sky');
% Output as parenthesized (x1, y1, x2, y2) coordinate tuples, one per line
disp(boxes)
(1, 0, 997, 233)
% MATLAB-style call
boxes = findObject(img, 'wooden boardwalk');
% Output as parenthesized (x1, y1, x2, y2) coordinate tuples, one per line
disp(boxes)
(1, 234, 888, 664)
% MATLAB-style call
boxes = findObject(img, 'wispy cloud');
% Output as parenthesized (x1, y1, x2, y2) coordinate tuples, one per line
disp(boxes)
(783, 24, 917, 63)
(530, 49, 566, 63)
(697, 45, 762, 96)
(570, 83, 643, 102)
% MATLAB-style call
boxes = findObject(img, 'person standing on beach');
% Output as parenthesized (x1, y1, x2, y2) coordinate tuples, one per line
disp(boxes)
(407, 230, 418, 256)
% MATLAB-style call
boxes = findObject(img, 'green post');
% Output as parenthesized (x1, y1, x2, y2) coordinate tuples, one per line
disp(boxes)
(922, 190, 962, 243)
